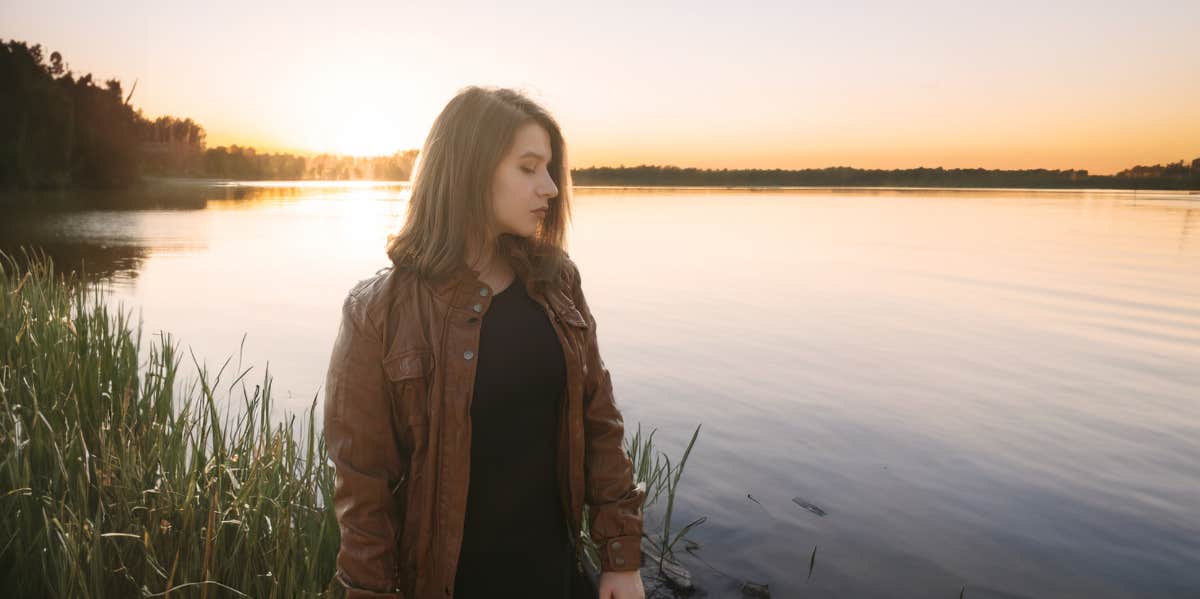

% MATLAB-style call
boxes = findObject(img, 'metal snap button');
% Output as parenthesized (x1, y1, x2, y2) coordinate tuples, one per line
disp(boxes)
(612, 541, 622, 550)
(615, 556, 625, 566)
(472, 303, 483, 313)
(464, 350, 474, 360)
(478, 287, 489, 296)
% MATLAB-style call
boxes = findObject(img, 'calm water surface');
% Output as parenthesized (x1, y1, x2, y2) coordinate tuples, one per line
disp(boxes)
(3, 183, 1198, 598)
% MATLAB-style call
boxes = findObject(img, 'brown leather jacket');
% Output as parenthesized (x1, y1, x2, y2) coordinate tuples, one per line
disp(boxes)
(323, 253, 646, 599)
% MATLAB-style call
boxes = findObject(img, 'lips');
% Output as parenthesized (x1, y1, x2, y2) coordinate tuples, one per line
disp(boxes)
(531, 208, 548, 216)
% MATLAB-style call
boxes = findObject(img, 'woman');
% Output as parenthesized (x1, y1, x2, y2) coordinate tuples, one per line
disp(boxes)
(324, 86, 647, 599)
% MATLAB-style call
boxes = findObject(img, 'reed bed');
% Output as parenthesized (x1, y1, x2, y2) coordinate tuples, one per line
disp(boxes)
(0, 250, 701, 597)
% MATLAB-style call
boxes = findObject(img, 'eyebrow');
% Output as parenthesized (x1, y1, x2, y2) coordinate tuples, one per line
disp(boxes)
(518, 150, 550, 162)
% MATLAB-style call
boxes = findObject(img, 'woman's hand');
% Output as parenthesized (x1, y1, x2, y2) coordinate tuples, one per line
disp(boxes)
(598, 570, 645, 599)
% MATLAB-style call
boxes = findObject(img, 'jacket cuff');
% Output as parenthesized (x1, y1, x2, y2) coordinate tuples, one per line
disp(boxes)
(597, 534, 642, 572)
(345, 589, 403, 599)
(337, 571, 405, 599)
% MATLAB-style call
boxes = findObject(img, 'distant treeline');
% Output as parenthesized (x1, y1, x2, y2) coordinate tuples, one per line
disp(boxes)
(571, 162, 1200, 190)
(1, 40, 417, 190)
(2, 39, 1197, 193)
(196, 145, 418, 181)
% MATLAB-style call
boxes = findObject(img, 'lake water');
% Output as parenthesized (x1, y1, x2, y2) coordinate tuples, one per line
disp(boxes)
(3, 183, 1198, 598)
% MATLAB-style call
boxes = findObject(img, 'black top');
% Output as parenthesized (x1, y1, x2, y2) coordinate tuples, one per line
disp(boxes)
(453, 274, 573, 598)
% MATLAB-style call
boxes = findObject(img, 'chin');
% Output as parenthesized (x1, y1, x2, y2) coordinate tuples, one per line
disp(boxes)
(500, 227, 530, 239)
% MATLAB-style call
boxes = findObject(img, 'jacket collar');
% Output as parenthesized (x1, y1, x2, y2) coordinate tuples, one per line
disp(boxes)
(424, 244, 535, 304)
(416, 247, 587, 327)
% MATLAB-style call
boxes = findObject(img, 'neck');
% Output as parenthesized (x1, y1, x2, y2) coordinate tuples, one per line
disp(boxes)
(466, 236, 502, 274)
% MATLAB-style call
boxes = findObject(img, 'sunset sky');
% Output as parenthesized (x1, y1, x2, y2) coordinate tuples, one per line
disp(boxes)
(3, 0, 1197, 174)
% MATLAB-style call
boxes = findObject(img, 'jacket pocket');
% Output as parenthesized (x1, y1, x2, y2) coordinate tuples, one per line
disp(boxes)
(548, 287, 590, 330)
(557, 302, 591, 378)
(548, 288, 590, 356)
(383, 347, 434, 382)
(383, 348, 433, 446)
(559, 304, 588, 329)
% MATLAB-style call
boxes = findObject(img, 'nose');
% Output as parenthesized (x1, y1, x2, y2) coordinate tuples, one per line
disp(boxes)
(537, 174, 558, 200)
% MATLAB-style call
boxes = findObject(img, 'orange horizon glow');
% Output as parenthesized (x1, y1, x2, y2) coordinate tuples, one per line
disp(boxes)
(223, 134, 1199, 176)
(4, 1, 1197, 176)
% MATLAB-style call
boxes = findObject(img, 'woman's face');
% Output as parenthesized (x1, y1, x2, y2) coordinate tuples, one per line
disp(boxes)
(490, 121, 559, 239)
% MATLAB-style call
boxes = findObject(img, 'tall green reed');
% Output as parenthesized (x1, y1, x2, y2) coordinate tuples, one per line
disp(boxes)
(574, 422, 705, 580)
(623, 422, 704, 571)
(0, 249, 703, 596)
(0, 249, 340, 598)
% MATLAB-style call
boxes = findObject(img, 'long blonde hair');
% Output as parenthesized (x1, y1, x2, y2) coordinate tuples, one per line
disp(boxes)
(386, 86, 572, 294)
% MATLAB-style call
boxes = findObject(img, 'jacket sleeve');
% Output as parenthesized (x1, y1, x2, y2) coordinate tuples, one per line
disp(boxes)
(324, 290, 407, 598)
(567, 260, 647, 573)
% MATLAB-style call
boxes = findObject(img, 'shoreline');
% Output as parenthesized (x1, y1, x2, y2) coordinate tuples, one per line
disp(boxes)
(90, 176, 1200, 194)
(2, 177, 1196, 210)
(140, 176, 1200, 194)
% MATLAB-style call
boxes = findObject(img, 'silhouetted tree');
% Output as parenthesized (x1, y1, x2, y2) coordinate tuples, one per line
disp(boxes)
(0, 41, 74, 188)
(571, 161, 1197, 190)
(1, 40, 140, 189)
(139, 115, 207, 176)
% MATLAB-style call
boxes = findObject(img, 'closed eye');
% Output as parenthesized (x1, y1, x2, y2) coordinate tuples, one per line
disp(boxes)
(520, 166, 535, 174)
